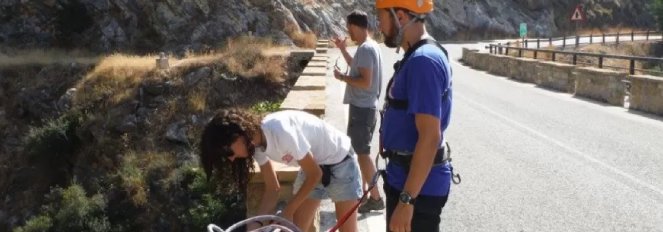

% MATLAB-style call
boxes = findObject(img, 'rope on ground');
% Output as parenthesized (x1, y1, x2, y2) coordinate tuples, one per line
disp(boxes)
(207, 215, 301, 232)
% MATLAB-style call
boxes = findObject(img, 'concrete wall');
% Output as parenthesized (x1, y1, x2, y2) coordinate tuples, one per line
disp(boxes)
(534, 61, 575, 93)
(512, 58, 539, 83)
(461, 48, 478, 66)
(462, 48, 663, 117)
(486, 54, 511, 77)
(629, 75, 663, 115)
(574, 67, 626, 106)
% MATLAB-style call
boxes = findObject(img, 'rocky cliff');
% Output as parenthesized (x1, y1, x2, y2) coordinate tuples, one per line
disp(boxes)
(0, 0, 656, 53)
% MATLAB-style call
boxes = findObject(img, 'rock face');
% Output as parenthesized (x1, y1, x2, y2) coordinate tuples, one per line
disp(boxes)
(0, 0, 656, 52)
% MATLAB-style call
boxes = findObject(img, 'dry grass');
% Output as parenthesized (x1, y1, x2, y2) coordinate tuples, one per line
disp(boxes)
(575, 43, 651, 73)
(284, 22, 318, 49)
(221, 36, 286, 82)
(0, 49, 99, 67)
(73, 36, 286, 108)
(576, 26, 649, 35)
(188, 91, 207, 113)
(74, 54, 156, 106)
(503, 41, 655, 74)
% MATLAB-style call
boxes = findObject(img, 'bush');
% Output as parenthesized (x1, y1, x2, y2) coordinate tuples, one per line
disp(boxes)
(14, 184, 110, 232)
(25, 112, 82, 161)
(250, 101, 281, 113)
(13, 216, 52, 232)
(653, 0, 663, 31)
(177, 166, 246, 231)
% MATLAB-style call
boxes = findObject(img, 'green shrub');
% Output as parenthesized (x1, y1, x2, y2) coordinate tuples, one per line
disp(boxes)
(250, 101, 281, 113)
(13, 216, 52, 232)
(25, 112, 82, 160)
(176, 166, 245, 231)
(653, 0, 663, 31)
(13, 184, 110, 232)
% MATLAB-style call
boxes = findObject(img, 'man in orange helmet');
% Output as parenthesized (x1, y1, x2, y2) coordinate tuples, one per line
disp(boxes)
(375, 0, 455, 231)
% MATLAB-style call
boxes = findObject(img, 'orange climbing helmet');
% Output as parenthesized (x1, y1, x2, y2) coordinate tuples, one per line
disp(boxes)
(375, 0, 434, 14)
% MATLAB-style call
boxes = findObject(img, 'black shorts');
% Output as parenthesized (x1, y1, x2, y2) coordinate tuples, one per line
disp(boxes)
(347, 104, 377, 155)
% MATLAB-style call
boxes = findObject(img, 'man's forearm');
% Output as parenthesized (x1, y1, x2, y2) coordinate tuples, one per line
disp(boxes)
(340, 48, 353, 65)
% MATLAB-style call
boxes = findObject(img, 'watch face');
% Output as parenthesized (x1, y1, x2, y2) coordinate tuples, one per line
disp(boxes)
(399, 192, 411, 204)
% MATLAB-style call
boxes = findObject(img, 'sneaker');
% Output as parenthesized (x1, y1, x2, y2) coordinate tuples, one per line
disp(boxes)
(358, 197, 385, 213)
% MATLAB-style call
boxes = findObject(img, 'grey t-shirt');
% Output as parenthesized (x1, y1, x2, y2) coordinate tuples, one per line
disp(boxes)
(343, 39, 383, 109)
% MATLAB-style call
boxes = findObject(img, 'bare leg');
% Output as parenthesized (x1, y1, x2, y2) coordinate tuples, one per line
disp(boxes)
(293, 198, 321, 231)
(357, 154, 381, 199)
(334, 199, 359, 232)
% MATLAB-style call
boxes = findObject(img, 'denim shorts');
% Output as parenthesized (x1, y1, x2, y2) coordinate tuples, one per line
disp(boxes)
(293, 154, 363, 202)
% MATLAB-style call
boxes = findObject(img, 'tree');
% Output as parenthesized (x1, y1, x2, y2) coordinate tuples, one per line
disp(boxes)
(652, 0, 663, 30)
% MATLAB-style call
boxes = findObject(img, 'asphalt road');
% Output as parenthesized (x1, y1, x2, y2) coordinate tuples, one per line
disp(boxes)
(321, 39, 663, 232)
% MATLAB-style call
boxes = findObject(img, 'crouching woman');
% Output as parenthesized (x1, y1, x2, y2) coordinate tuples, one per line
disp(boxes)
(199, 109, 362, 231)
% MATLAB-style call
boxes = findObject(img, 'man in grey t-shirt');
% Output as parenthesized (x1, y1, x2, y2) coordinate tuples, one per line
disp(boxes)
(332, 10, 385, 213)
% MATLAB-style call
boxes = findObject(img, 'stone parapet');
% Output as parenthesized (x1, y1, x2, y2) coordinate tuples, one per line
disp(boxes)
(574, 67, 626, 106)
(535, 61, 575, 93)
(461, 48, 479, 66)
(301, 66, 327, 76)
(279, 90, 326, 117)
(511, 57, 538, 83)
(292, 75, 326, 91)
(486, 54, 511, 77)
(629, 75, 663, 116)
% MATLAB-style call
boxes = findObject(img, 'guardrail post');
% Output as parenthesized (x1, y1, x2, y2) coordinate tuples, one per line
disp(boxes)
(499, 43, 503, 54)
(525, 39, 529, 48)
(575, 35, 580, 47)
(518, 49, 523, 57)
(549, 37, 553, 46)
(489, 45, 493, 54)
(537, 39, 541, 49)
(590, 34, 593, 44)
(630, 59, 636, 75)
(552, 52, 556, 62)
(647, 30, 650, 40)
(602, 34, 606, 44)
(534, 50, 538, 59)
(563, 36, 566, 48)
(573, 54, 577, 65)
(616, 32, 620, 45)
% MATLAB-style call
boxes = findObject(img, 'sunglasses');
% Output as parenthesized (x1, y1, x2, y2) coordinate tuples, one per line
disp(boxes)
(334, 56, 350, 75)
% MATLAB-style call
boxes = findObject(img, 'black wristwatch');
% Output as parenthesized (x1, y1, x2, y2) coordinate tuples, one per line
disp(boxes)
(399, 191, 416, 205)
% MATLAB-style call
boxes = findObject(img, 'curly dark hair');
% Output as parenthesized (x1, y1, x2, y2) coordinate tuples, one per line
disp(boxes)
(199, 108, 262, 193)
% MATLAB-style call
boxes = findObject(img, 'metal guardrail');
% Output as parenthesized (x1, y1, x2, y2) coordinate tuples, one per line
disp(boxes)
(487, 30, 663, 75)
(520, 30, 663, 49)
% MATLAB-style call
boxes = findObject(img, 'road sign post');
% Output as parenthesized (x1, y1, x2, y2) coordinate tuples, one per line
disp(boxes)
(571, 4, 586, 36)
(520, 23, 527, 47)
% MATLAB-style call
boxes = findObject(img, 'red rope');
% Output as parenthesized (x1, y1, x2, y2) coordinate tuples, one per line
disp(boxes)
(328, 172, 381, 232)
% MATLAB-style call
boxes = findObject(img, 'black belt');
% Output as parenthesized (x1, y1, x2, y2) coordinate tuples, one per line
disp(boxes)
(320, 154, 352, 187)
(384, 148, 448, 167)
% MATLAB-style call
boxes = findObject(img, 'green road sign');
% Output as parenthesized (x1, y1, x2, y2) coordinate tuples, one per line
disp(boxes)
(519, 23, 527, 38)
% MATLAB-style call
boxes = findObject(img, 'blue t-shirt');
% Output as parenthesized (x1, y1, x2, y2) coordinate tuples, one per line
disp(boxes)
(381, 43, 453, 196)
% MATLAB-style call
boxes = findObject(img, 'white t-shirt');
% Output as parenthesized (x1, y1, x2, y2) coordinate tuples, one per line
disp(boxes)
(253, 110, 352, 166)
